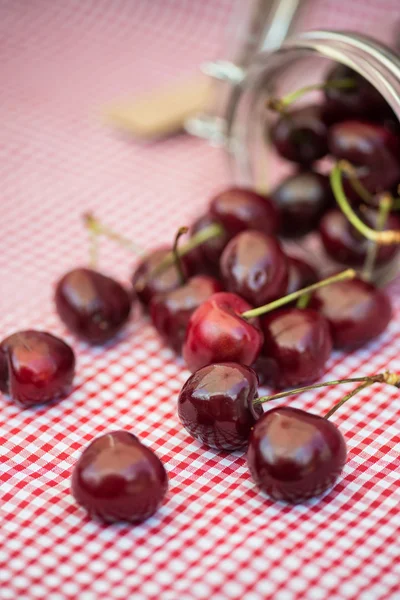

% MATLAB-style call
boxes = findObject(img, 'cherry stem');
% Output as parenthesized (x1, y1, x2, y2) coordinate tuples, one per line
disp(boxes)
(330, 162, 400, 244)
(267, 78, 355, 113)
(173, 227, 189, 285)
(241, 268, 355, 320)
(362, 194, 393, 281)
(296, 292, 311, 310)
(83, 212, 143, 255)
(324, 381, 373, 419)
(342, 161, 374, 205)
(254, 371, 400, 405)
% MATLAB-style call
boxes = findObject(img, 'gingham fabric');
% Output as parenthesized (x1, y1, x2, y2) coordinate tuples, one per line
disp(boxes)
(1, 1, 400, 599)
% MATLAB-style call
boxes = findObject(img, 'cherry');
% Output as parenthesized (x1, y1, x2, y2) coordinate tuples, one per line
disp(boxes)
(257, 308, 332, 389)
(177, 363, 262, 450)
(0, 330, 75, 408)
(270, 105, 329, 165)
(183, 292, 263, 373)
(150, 275, 223, 353)
(220, 231, 288, 305)
(187, 214, 228, 275)
(319, 208, 400, 267)
(324, 64, 387, 121)
(286, 255, 318, 295)
(328, 121, 400, 193)
(309, 277, 392, 350)
(71, 431, 168, 523)
(209, 187, 280, 237)
(270, 171, 334, 237)
(247, 406, 347, 503)
(55, 268, 132, 344)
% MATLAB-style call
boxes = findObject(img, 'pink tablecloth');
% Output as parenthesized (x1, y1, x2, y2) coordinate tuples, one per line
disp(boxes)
(1, 1, 400, 598)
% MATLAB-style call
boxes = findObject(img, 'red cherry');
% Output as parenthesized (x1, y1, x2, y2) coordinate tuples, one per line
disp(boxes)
(71, 431, 168, 523)
(55, 268, 132, 344)
(286, 255, 318, 295)
(209, 187, 280, 236)
(150, 275, 223, 353)
(177, 363, 262, 450)
(270, 171, 334, 237)
(309, 277, 392, 350)
(257, 308, 332, 389)
(319, 208, 400, 267)
(328, 121, 400, 193)
(220, 231, 288, 305)
(270, 105, 329, 165)
(132, 246, 191, 307)
(188, 214, 228, 269)
(247, 406, 347, 503)
(0, 330, 75, 408)
(183, 292, 263, 373)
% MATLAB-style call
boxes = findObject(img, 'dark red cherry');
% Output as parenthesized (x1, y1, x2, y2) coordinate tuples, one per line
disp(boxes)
(247, 406, 347, 503)
(183, 292, 263, 373)
(270, 105, 329, 165)
(324, 64, 387, 121)
(209, 187, 280, 237)
(55, 268, 131, 344)
(132, 246, 192, 308)
(71, 431, 168, 523)
(309, 277, 392, 350)
(328, 121, 400, 193)
(177, 363, 262, 450)
(270, 171, 334, 237)
(150, 275, 223, 353)
(0, 330, 75, 408)
(186, 214, 228, 276)
(220, 231, 288, 305)
(257, 308, 332, 389)
(319, 209, 400, 267)
(286, 255, 318, 295)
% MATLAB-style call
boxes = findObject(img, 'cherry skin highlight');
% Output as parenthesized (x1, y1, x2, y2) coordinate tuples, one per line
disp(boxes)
(328, 120, 400, 193)
(0, 330, 75, 408)
(150, 275, 223, 353)
(183, 292, 263, 373)
(55, 268, 132, 344)
(271, 171, 334, 237)
(71, 431, 168, 524)
(309, 277, 392, 350)
(220, 231, 288, 305)
(177, 363, 262, 450)
(247, 406, 347, 503)
(270, 105, 329, 165)
(319, 209, 400, 267)
(258, 308, 332, 389)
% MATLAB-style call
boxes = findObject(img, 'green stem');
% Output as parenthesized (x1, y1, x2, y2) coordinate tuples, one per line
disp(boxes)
(268, 78, 355, 112)
(296, 292, 311, 310)
(83, 212, 142, 255)
(324, 381, 373, 419)
(342, 161, 374, 205)
(254, 371, 400, 406)
(173, 227, 189, 285)
(241, 268, 355, 320)
(330, 163, 400, 245)
(362, 194, 393, 281)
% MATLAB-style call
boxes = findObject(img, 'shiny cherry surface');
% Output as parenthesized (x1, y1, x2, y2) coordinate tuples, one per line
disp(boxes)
(132, 246, 191, 307)
(0, 330, 75, 408)
(309, 277, 392, 350)
(286, 255, 318, 295)
(271, 171, 334, 237)
(55, 268, 131, 344)
(259, 308, 332, 389)
(150, 275, 223, 353)
(247, 406, 347, 503)
(270, 105, 329, 165)
(71, 431, 168, 523)
(186, 214, 228, 276)
(209, 187, 280, 237)
(328, 121, 400, 193)
(319, 209, 400, 267)
(183, 292, 263, 373)
(220, 231, 288, 305)
(177, 363, 262, 450)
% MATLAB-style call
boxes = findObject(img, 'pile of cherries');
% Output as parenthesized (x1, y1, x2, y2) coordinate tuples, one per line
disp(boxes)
(1, 63, 400, 523)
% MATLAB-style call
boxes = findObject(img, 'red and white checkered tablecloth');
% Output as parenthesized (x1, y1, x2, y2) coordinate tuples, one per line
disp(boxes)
(1, 1, 400, 599)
